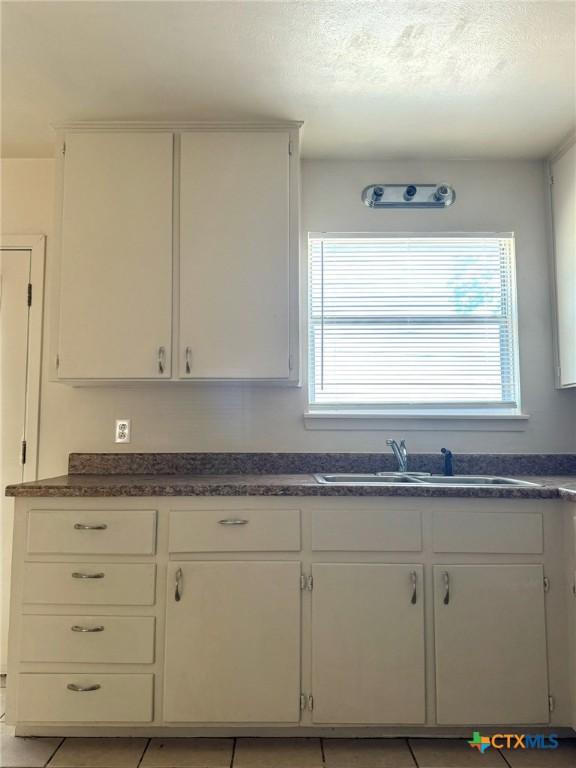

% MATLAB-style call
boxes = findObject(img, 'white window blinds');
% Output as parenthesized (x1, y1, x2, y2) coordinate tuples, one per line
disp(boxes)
(308, 234, 519, 412)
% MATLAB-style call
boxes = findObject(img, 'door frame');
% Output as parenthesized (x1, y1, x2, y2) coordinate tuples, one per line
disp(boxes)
(0, 234, 45, 481)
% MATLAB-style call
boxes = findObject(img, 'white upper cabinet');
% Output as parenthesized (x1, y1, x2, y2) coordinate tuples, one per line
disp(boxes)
(178, 131, 293, 379)
(55, 124, 300, 383)
(550, 140, 576, 387)
(57, 132, 173, 379)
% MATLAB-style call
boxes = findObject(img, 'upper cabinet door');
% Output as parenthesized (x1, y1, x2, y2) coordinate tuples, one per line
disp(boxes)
(58, 132, 173, 379)
(551, 142, 576, 387)
(179, 131, 291, 379)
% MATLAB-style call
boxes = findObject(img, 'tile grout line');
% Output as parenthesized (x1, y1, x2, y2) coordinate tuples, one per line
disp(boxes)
(319, 736, 326, 766)
(43, 735, 67, 767)
(135, 737, 151, 768)
(499, 746, 513, 768)
(406, 737, 420, 767)
(230, 736, 237, 768)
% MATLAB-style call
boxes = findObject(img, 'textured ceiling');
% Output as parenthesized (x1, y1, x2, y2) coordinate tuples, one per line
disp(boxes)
(1, 0, 575, 158)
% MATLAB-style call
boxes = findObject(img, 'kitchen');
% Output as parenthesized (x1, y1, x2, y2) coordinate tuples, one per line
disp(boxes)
(1, 2, 576, 767)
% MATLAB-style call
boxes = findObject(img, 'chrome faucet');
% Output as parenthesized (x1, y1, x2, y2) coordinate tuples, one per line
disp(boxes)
(386, 439, 408, 473)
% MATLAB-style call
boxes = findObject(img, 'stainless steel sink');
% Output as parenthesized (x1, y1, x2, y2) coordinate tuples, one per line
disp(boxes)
(410, 475, 539, 486)
(315, 473, 540, 487)
(315, 473, 420, 484)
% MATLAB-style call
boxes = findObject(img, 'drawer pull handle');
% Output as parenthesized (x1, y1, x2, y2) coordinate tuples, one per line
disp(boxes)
(185, 346, 192, 374)
(442, 571, 450, 605)
(218, 518, 249, 526)
(175, 567, 183, 602)
(72, 572, 105, 580)
(71, 625, 105, 633)
(74, 523, 108, 531)
(67, 683, 101, 693)
(410, 570, 418, 605)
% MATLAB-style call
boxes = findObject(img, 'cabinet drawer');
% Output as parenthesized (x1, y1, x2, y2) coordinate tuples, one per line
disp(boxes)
(18, 674, 153, 722)
(169, 509, 301, 552)
(23, 563, 156, 605)
(432, 510, 543, 553)
(21, 615, 155, 663)
(312, 508, 422, 551)
(27, 509, 156, 555)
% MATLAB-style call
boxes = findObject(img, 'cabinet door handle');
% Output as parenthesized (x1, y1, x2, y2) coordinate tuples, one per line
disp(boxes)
(175, 567, 183, 602)
(218, 518, 249, 526)
(74, 523, 108, 531)
(158, 346, 166, 374)
(410, 570, 418, 604)
(185, 347, 192, 374)
(71, 625, 105, 633)
(442, 571, 450, 605)
(67, 683, 101, 693)
(72, 572, 105, 580)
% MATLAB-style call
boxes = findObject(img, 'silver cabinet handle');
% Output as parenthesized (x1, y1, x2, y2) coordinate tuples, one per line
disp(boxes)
(410, 570, 418, 605)
(185, 346, 192, 374)
(72, 572, 105, 579)
(71, 625, 104, 633)
(218, 518, 249, 526)
(74, 523, 108, 531)
(175, 567, 183, 602)
(67, 683, 101, 693)
(158, 346, 166, 374)
(442, 571, 450, 605)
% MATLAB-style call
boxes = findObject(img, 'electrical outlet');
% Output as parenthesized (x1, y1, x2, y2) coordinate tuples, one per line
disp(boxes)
(115, 419, 131, 443)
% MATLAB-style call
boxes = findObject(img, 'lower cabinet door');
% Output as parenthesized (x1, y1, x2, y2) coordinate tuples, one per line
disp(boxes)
(434, 564, 549, 724)
(164, 561, 301, 723)
(311, 563, 425, 724)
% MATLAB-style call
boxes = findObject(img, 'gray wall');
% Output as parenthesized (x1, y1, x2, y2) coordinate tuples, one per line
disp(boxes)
(2, 156, 575, 478)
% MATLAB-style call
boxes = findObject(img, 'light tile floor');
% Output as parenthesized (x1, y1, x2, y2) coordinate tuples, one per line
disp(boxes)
(0, 736, 574, 768)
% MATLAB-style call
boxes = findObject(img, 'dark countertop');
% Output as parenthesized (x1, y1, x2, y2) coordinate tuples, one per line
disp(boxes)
(5, 472, 576, 501)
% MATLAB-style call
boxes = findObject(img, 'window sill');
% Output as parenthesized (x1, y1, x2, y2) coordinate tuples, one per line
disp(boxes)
(304, 410, 530, 431)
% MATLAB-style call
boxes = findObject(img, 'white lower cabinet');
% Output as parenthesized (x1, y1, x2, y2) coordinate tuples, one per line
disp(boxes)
(434, 564, 549, 725)
(8, 498, 563, 732)
(311, 564, 425, 724)
(163, 561, 301, 723)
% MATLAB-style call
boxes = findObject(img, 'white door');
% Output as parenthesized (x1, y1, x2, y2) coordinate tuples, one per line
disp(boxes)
(164, 561, 301, 723)
(0, 241, 43, 671)
(179, 131, 291, 379)
(58, 132, 173, 379)
(311, 564, 425, 724)
(434, 564, 549, 724)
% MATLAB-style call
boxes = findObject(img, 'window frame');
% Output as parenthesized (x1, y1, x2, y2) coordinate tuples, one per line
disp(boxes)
(305, 231, 523, 420)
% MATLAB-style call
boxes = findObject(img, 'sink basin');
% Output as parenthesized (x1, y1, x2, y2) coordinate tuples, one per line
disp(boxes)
(315, 474, 419, 484)
(411, 475, 539, 486)
(315, 473, 540, 487)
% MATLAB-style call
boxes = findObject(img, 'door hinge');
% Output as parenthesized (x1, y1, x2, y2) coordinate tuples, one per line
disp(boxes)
(548, 694, 555, 712)
(300, 573, 313, 591)
(300, 693, 313, 710)
(549, 174, 554, 185)
(544, 576, 550, 593)
(27, 283, 32, 307)
(20, 440, 27, 465)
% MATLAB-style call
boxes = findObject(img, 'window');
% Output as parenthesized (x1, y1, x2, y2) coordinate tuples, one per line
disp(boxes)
(308, 234, 520, 415)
